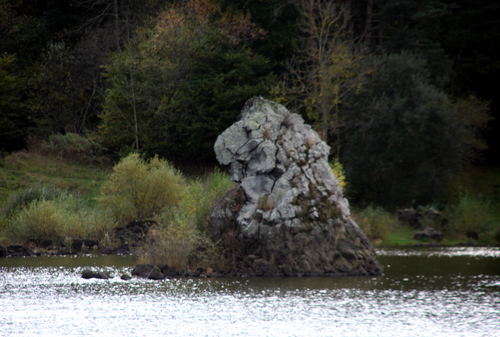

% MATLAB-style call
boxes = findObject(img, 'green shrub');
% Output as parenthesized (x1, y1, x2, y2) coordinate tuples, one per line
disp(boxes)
(141, 215, 225, 273)
(182, 168, 235, 232)
(138, 169, 233, 271)
(1, 184, 64, 218)
(3, 195, 114, 244)
(329, 158, 347, 191)
(445, 195, 497, 239)
(30, 132, 105, 164)
(5, 199, 64, 243)
(141, 213, 200, 271)
(355, 206, 396, 242)
(98, 153, 187, 225)
(342, 52, 490, 207)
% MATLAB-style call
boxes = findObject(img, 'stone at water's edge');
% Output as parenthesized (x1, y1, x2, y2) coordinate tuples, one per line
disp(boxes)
(209, 97, 383, 276)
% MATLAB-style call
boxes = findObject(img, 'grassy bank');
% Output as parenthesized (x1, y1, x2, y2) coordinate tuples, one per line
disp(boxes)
(0, 145, 235, 271)
(351, 165, 500, 247)
(0, 151, 109, 207)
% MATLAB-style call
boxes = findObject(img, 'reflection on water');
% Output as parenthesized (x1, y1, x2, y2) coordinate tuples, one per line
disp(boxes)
(0, 248, 499, 336)
(377, 246, 500, 258)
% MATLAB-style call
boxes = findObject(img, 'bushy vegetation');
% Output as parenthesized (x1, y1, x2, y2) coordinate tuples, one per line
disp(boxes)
(96, 153, 234, 271)
(2, 184, 64, 218)
(375, 192, 500, 246)
(181, 169, 236, 233)
(139, 168, 234, 271)
(354, 206, 396, 242)
(445, 195, 497, 240)
(330, 158, 347, 191)
(28, 132, 106, 165)
(139, 217, 201, 271)
(3, 195, 113, 245)
(0, 150, 234, 272)
(341, 52, 490, 208)
(98, 153, 187, 225)
(1, 0, 499, 261)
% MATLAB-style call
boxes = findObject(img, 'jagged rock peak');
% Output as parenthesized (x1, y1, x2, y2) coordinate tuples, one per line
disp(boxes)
(211, 97, 383, 277)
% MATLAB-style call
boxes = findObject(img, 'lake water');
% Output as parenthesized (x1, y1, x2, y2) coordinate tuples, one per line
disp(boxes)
(1, 247, 499, 336)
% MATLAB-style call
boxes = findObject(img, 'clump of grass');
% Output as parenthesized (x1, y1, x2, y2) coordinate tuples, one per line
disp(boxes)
(181, 168, 235, 233)
(445, 194, 497, 240)
(141, 215, 200, 271)
(98, 153, 187, 225)
(4, 199, 63, 243)
(138, 169, 234, 272)
(263, 125, 271, 139)
(29, 132, 106, 165)
(306, 133, 315, 149)
(257, 195, 274, 211)
(0, 150, 109, 208)
(3, 195, 113, 244)
(1, 184, 64, 218)
(330, 157, 347, 191)
(354, 206, 396, 242)
(139, 212, 204, 273)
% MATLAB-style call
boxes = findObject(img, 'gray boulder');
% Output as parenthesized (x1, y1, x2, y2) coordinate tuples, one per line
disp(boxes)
(131, 263, 167, 280)
(414, 226, 444, 242)
(209, 97, 383, 276)
(5, 244, 36, 257)
(120, 273, 132, 280)
(81, 269, 112, 279)
(398, 208, 447, 230)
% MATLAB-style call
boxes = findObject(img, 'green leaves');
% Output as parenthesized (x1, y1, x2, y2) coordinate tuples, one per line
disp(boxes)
(0, 54, 27, 151)
(342, 52, 490, 207)
(98, 154, 187, 225)
(100, 0, 273, 163)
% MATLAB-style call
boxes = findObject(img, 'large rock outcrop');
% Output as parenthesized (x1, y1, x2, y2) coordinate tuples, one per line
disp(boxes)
(209, 97, 383, 277)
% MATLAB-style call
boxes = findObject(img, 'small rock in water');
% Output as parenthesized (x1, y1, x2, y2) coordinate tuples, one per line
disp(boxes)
(120, 273, 132, 280)
(131, 263, 166, 280)
(81, 269, 112, 279)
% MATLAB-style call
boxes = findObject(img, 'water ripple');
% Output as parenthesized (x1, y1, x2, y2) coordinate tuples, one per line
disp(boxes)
(0, 253, 499, 336)
(377, 246, 500, 258)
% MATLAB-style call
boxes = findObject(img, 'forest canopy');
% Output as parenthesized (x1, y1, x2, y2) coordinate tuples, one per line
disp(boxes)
(1, 0, 498, 207)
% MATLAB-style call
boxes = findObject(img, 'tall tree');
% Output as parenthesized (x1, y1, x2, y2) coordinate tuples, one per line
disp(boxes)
(100, 0, 273, 163)
(341, 52, 491, 207)
(441, 0, 500, 163)
(285, 0, 366, 156)
(356, 0, 455, 87)
(0, 55, 31, 151)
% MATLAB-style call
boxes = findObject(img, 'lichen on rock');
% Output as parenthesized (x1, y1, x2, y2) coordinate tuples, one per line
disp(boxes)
(209, 97, 383, 277)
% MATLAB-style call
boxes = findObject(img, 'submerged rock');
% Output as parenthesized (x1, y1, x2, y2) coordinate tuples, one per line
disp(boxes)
(131, 263, 170, 279)
(81, 269, 112, 279)
(120, 273, 132, 280)
(209, 97, 383, 277)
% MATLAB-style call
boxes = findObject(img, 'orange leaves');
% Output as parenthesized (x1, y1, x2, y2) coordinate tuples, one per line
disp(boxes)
(153, 0, 264, 47)
(220, 11, 266, 46)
